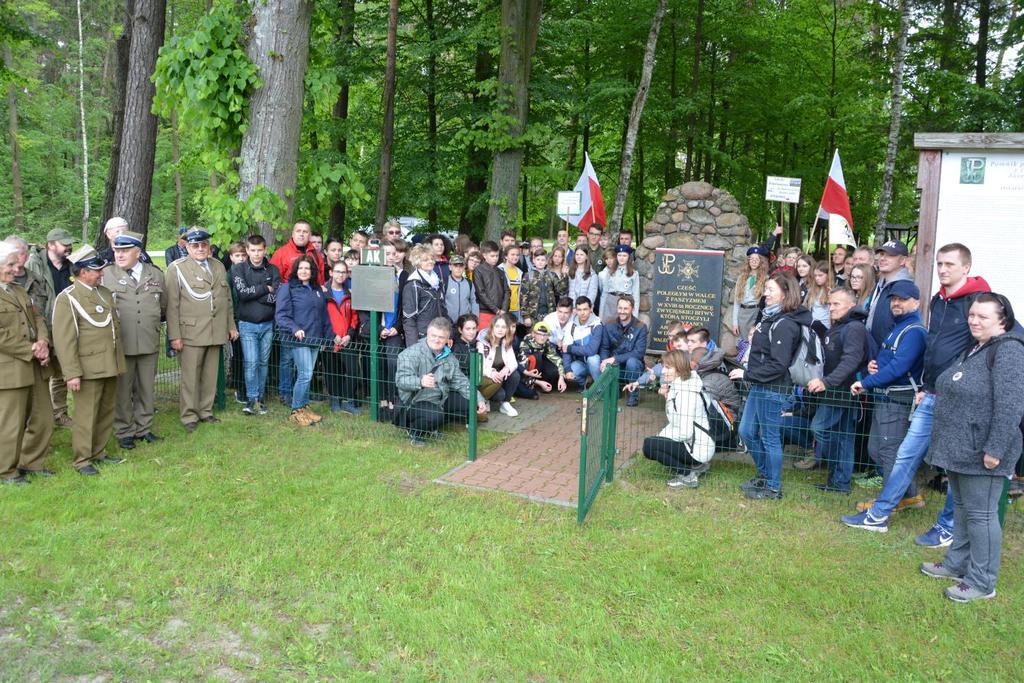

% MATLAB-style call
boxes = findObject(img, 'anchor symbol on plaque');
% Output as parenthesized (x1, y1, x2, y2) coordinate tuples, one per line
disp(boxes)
(658, 254, 676, 275)
(679, 260, 700, 280)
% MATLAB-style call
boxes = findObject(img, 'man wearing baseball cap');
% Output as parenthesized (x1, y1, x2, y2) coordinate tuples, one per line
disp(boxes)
(516, 320, 568, 398)
(52, 245, 126, 475)
(25, 228, 76, 427)
(848, 280, 927, 511)
(102, 231, 167, 450)
(865, 239, 914, 348)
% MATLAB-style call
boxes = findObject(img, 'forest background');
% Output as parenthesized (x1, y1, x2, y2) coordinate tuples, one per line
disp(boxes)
(0, 0, 1021, 251)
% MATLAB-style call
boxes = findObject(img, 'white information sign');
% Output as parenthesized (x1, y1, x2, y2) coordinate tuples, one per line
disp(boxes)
(557, 191, 581, 216)
(764, 176, 802, 203)
(933, 150, 1024, 313)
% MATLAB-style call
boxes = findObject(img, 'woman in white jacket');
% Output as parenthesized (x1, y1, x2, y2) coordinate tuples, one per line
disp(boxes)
(641, 350, 716, 488)
(477, 314, 521, 417)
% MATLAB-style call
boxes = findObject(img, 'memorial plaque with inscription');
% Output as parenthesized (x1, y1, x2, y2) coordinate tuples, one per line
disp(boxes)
(650, 248, 725, 352)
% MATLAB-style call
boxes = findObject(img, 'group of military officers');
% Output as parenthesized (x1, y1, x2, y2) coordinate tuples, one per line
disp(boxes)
(0, 222, 236, 484)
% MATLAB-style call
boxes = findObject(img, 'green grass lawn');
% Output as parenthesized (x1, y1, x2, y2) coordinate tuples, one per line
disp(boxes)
(1, 401, 1021, 680)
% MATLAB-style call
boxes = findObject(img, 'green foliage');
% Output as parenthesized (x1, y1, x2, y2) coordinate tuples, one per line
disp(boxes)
(152, 3, 259, 154)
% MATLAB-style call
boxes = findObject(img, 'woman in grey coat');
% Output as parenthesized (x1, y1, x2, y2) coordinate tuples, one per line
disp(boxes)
(922, 293, 1024, 603)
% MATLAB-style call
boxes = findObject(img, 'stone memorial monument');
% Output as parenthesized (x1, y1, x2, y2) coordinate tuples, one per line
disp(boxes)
(634, 181, 754, 353)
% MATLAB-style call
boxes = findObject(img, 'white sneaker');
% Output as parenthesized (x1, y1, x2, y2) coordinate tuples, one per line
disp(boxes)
(667, 472, 699, 489)
(499, 401, 518, 417)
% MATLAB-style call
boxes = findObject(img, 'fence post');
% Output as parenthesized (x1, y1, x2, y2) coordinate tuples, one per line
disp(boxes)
(468, 351, 479, 461)
(577, 394, 589, 525)
(604, 365, 618, 483)
(215, 346, 226, 411)
(369, 310, 379, 422)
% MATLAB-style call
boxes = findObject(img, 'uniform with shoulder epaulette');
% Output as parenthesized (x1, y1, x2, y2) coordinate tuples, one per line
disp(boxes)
(103, 231, 167, 448)
(0, 271, 54, 483)
(165, 228, 237, 431)
(52, 247, 126, 473)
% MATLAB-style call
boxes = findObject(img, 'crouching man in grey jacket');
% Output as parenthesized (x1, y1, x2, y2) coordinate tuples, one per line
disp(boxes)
(394, 317, 486, 446)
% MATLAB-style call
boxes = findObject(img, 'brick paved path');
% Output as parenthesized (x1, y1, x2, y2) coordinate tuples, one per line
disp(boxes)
(438, 392, 663, 507)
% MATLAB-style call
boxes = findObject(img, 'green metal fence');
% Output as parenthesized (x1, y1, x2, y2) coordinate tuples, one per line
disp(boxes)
(577, 365, 619, 524)
(152, 322, 480, 461)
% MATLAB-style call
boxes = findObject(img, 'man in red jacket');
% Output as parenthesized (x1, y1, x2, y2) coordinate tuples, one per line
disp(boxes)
(270, 221, 324, 287)
(269, 221, 324, 404)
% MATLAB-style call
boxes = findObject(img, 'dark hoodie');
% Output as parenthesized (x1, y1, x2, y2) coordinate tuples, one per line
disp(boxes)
(922, 276, 990, 391)
(694, 346, 741, 411)
(746, 306, 813, 386)
(821, 307, 869, 390)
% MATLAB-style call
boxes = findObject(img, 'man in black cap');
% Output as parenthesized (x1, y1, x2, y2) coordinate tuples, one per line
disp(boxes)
(103, 231, 167, 450)
(165, 226, 189, 265)
(52, 245, 126, 475)
(865, 239, 914, 348)
(165, 228, 238, 432)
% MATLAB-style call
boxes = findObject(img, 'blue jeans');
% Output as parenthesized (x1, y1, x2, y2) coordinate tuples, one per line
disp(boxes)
(238, 320, 273, 402)
(738, 384, 790, 491)
(868, 393, 955, 530)
(811, 399, 856, 491)
(278, 338, 295, 399)
(289, 344, 320, 410)
(620, 357, 644, 384)
(569, 355, 601, 383)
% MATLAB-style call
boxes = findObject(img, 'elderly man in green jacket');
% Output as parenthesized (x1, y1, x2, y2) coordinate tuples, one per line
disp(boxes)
(394, 316, 485, 446)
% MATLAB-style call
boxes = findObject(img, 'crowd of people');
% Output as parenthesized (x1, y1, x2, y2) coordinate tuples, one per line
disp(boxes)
(1, 216, 1021, 603)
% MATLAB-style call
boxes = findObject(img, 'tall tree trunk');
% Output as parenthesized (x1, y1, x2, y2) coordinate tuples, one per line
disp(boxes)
(76, 0, 90, 243)
(874, 0, 910, 243)
(702, 48, 717, 182)
(109, 0, 167, 247)
(101, 2, 132, 232)
(484, 0, 543, 241)
(4, 45, 24, 232)
(374, 0, 400, 231)
(683, 0, 704, 181)
(827, 0, 838, 159)
(664, 9, 678, 191)
(459, 42, 493, 236)
(329, 0, 356, 236)
(168, 1, 182, 230)
(975, 0, 989, 87)
(609, 0, 667, 233)
(237, 0, 314, 243)
(425, 0, 439, 229)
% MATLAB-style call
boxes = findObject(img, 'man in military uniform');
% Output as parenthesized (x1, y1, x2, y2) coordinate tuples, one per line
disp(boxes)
(52, 246, 126, 475)
(165, 228, 238, 432)
(0, 242, 54, 485)
(102, 231, 166, 450)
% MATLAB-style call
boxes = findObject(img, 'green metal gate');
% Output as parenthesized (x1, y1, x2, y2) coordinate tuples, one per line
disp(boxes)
(577, 365, 619, 524)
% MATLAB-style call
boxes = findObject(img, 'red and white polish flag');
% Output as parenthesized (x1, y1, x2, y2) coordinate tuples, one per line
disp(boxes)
(566, 152, 606, 233)
(818, 149, 856, 247)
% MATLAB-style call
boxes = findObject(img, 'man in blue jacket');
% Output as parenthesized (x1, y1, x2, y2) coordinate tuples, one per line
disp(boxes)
(849, 280, 926, 509)
(562, 296, 603, 389)
(599, 295, 648, 406)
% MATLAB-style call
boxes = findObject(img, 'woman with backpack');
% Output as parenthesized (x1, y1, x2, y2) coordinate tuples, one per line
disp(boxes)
(641, 350, 716, 489)
(729, 273, 813, 500)
(920, 293, 1024, 603)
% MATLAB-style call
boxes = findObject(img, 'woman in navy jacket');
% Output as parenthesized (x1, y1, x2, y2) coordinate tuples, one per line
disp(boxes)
(275, 256, 332, 424)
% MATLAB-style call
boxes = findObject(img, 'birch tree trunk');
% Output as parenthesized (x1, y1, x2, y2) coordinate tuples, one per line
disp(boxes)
(874, 0, 910, 243)
(4, 45, 24, 232)
(608, 0, 667, 233)
(374, 0, 400, 231)
(237, 0, 314, 243)
(484, 0, 543, 241)
(111, 0, 167, 246)
(76, 0, 90, 243)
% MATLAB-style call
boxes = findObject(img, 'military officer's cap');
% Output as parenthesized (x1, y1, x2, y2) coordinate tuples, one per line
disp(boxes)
(184, 228, 212, 244)
(68, 245, 108, 270)
(112, 231, 145, 249)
